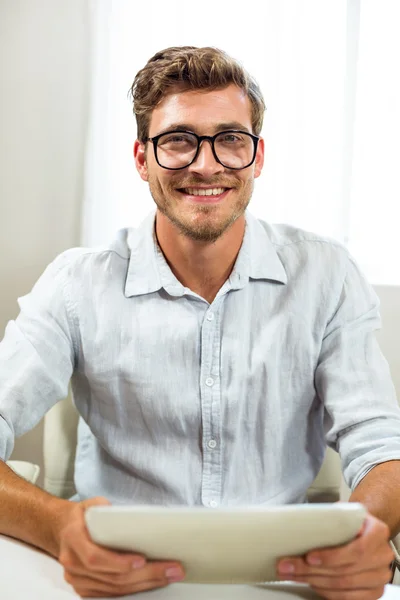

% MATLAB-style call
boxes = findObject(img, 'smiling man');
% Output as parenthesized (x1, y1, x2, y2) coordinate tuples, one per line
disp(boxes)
(1, 46, 400, 599)
(134, 81, 262, 304)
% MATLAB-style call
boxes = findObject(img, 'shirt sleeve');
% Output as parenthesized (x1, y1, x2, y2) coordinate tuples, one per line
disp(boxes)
(315, 252, 400, 491)
(0, 250, 78, 461)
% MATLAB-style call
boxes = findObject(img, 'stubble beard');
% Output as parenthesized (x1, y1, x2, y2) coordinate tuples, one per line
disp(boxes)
(147, 175, 254, 243)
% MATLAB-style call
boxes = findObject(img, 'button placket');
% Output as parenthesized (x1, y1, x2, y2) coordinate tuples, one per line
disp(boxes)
(199, 301, 223, 508)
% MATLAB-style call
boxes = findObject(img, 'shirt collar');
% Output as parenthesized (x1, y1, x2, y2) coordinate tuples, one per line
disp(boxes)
(124, 208, 287, 298)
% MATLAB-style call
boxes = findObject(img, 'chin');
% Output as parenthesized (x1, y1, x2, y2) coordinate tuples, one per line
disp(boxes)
(188, 214, 242, 243)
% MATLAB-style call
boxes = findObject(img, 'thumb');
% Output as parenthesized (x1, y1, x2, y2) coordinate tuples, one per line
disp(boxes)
(356, 513, 375, 538)
(80, 496, 112, 510)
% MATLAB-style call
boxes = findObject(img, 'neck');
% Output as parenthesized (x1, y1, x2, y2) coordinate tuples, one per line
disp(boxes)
(155, 210, 246, 302)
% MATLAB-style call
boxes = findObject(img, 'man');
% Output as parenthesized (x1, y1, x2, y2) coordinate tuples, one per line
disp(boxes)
(0, 46, 399, 599)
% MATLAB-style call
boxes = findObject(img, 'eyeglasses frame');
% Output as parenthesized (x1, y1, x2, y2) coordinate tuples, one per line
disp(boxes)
(145, 129, 260, 171)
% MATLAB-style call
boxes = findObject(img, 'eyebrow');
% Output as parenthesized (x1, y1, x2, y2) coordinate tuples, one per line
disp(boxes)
(155, 121, 252, 136)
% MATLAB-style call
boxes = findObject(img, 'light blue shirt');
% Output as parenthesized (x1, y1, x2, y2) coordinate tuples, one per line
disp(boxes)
(1, 209, 400, 506)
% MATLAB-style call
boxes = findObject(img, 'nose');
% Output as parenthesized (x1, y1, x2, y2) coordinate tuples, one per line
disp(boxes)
(187, 139, 224, 177)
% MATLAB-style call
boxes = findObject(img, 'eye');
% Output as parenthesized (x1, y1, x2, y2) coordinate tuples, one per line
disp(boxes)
(219, 133, 244, 144)
(159, 133, 196, 147)
(166, 135, 189, 143)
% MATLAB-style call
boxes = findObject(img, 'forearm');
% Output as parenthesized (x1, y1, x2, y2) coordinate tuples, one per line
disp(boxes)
(349, 459, 400, 538)
(0, 460, 74, 557)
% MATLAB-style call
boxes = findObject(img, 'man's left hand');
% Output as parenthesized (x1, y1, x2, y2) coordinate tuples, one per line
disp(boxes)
(277, 513, 394, 600)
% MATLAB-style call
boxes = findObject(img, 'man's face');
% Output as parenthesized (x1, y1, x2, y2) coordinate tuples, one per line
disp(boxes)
(134, 84, 264, 243)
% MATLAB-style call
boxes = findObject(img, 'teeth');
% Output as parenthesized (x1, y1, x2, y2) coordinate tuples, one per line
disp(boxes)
(184, 187, 226, 196)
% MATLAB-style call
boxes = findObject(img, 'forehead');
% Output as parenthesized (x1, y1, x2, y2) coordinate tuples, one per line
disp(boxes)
(148, 84, 253, 135)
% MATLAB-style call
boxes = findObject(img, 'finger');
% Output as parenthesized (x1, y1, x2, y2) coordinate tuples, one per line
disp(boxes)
(278, 557, 351, 578)
(310, 586, 386, 600)
(278, 538, 393, 574)
(305, 515, 391, 568)
(66, 573, 169, 598)
(60, 542, 146, 575)
(280, 565, 392, 590)
(277, 542, 394, 578)
(80, 496, 112, 509)
(64, 562, 184, 596)
(80, 543, 147, 573)
(62, 547, 145, 579)
(305, 539, 394, 571)
(64, 558, 185, 586)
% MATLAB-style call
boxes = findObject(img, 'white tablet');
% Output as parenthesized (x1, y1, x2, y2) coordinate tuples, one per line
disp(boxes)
(85, 503, 366, 584)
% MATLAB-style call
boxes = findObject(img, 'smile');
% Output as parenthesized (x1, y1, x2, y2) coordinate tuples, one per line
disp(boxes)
(180, 187, 228, 196)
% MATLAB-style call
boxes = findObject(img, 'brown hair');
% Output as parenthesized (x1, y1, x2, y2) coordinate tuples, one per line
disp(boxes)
(128, 46, 266, 143)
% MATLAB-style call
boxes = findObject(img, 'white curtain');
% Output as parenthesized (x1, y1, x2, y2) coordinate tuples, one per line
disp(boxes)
(82, 0, 400, 285)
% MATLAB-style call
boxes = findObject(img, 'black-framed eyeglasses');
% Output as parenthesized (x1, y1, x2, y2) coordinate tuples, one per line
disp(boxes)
(145, 130, 260, 171)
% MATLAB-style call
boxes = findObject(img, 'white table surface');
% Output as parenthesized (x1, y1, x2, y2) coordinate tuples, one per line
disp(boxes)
(0, 534, 398, 600)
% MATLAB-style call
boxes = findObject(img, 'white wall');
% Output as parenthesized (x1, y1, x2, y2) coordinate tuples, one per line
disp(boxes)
(0, 0, 90, 486)
(1, 1, 399, 489)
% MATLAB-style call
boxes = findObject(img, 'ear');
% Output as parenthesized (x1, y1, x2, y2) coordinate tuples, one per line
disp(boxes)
(134, 140, 149, 182)
(254, 137, 265, 179)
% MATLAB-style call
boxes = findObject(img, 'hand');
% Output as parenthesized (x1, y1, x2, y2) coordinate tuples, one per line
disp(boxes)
(276, 512, 394, 600)
(57, 497, 185, 597)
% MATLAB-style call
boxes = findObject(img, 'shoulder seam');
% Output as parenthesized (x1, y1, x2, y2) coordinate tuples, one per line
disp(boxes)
(64, 248, 130, 262)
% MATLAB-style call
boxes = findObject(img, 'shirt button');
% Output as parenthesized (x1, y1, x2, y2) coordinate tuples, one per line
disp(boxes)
(205, 377, 214, 386)
(209, 500, 218, 508)
(207, 312, 214, 321)
(208, 439, 217, 449)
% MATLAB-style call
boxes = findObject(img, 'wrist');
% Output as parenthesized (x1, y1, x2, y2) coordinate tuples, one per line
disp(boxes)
(46, 496, 76, 558)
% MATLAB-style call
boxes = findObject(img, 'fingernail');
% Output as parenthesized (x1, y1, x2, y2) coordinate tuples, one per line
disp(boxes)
(132, 558, 146, 569)
(165, 566, 185, 581)
(278, 561, 295, 574)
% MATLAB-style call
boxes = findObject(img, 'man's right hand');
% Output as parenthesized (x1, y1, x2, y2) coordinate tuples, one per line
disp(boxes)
(56, 497, 185, 598)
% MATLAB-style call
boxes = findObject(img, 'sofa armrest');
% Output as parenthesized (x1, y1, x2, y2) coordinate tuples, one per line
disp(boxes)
(6, 460, 40, 485)
(390, 535, 400, 585)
